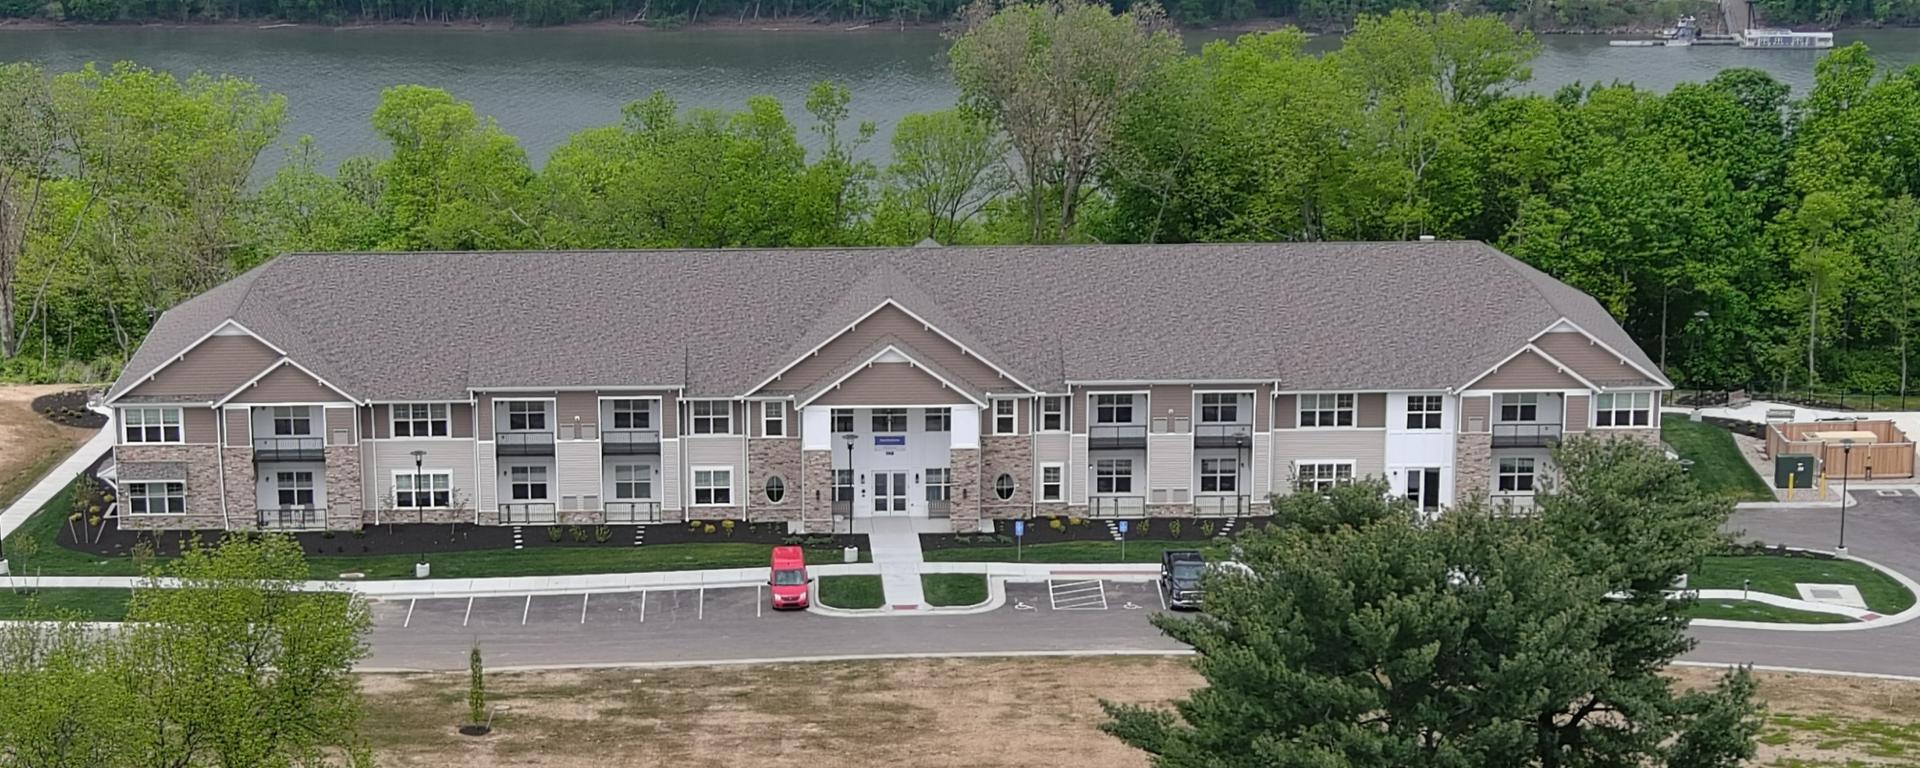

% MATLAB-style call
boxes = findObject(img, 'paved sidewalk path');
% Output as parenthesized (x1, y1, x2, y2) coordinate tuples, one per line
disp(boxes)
(866, 516, 926, 609)
(0, 425, 112, 543)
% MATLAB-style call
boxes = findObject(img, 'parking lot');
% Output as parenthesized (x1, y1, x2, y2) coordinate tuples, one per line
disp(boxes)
(370, 584, 788, 634)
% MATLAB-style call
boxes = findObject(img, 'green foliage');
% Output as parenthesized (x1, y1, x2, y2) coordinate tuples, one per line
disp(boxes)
(1104, 437, 1761, 767)
(468, 643, 487, 726)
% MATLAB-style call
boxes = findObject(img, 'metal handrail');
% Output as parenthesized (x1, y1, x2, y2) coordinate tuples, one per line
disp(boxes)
(605, 500, 663, 524)
(253, 436, 325, 456)
(1193, 494, 1251, 517)
(257, 506, 325, 530)
(1491, 422, 1563, 448)
(1088, 495, 1146, 518)
(602, 428, 662, 449)
(495, 431, 556, 453)
(500, 502, 558, 524)
(1089, 424, 1147, 440)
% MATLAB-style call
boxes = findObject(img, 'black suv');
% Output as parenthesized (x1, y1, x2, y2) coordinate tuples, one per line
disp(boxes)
(1161, 550, 1206, 610)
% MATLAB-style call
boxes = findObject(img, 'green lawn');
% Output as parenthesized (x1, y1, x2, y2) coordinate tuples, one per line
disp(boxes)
(1685, 598, 1856, 624)
(1692, 554, 1916, 614)
(1662, 415, 1774, 502)
(921, 573, 988, 607)
(817, 574, 884, 609)
(0, 587, 133, 621)
(923, 539, 1207, 564)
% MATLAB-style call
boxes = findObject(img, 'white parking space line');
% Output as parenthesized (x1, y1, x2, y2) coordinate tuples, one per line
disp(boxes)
(698, 586, 705, 621)
(522, 595, 532, 625)
(580, 593, 590, 624)
(1155, 581, 1166, 611)
(403, 598, 416, 628)
(1048, 579, 1109, 610)
(462, 596, 474, 627)
(756, 584, 762, 618)
(639, 589, 647, 623)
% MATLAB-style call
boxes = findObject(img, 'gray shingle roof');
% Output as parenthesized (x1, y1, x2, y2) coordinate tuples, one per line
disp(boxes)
(107, 242, 1668, 401)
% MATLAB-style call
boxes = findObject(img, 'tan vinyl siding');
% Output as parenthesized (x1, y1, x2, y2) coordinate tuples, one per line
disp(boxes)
(1269, 429, 1385, 494)
(1357, 394, 1386, 428)
(812, 362, 971, 406)
(1564, 394, 1590, 432)
(683, 437, 743, 502)
(122, 334, 279, 400)
(226, 363, 349, 404)
(474, 394, 493, 437)
(1149, 384, 1191, 429)
(184, 408, 218, 444)
(367, 441, 476, 512)
(1254, 383, 1272, 430)
(365, 405, 385, 439)
(1071, 389, 1088, 435)
(1274, 394, 1297, 429)
(325, 406, 355, 445)
(759, 304, 1010, 396)
(661, 391, 679, 439)
(223, 408, 250, 444)
(556, 392, 597, 431)
(1034, 432, 1070, 469)
(1470, 349, 1587, 390)
(449, 403, 474, 438)
(1460, 396, 1490, 433)
(1534, 332, 1656, 385)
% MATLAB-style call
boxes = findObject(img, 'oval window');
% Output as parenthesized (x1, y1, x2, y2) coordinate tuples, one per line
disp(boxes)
(993, 473, 1015, 501)
(765, 475, 787, 504)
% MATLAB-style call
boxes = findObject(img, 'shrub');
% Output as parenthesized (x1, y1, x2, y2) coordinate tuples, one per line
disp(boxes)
(546, 526, 564, 543)
(1200, 521, 1216, 537)
(703, 524, 717, 535)
(1069, 516, 1084, 526)
(569, 525, 588, 543)
(722, 520, 736, 536)
(782, 535, 804, 545)
(468, 643, 487, 726)
(1169, 520, 1182, 538)
(594, 525, 612, 543)
(1049, 518, 1065, 532)
(994, 534, 1014, 544)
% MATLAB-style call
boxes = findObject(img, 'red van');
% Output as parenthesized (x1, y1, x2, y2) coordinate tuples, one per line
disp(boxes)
(769, 546, 812, 610)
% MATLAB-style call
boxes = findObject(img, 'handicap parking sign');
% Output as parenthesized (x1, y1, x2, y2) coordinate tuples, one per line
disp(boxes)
(1118, 520, 1129, 535)
(1014, 520, 1025, 537)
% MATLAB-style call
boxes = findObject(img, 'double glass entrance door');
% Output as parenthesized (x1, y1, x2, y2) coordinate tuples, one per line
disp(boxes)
(872, 471, 909, 516)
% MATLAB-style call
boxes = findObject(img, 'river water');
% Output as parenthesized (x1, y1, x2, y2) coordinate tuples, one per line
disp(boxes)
(4, 25, 1918, 166)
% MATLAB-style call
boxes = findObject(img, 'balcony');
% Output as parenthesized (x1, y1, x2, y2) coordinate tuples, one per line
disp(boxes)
(1088, 495, 1146, 518)
(602, 429, 662, 455)
(1193, 494, 1253, 517)
(606, 501, 665, 524)
(256, 506, 325, 530)
(1491, 423, 1562, 448)
(1488, 493, 1539, 517)
(1089, 424, 1147, 449)
(500, 502, 558, 524)
(253, 436, 325, 462)
(1194, 422, 1254, 448)
(496, 431, 555, 456)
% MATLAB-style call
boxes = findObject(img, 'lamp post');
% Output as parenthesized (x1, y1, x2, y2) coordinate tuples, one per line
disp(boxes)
(411, 449, 429, 577)
(1236, 433, 1249, 517)
(841, 433, 857, 535)
(1837, 439, 1852, 554)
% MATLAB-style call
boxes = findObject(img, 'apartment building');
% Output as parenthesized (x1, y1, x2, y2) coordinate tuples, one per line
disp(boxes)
(103, 242, 1668, 534)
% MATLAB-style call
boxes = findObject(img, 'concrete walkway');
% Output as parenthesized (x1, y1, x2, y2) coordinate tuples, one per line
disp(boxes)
(0, 424, 112, 543)
(865, 516, 926, 609)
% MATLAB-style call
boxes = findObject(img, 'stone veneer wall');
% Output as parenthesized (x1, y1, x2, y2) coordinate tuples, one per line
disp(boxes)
(800, 449, 835, 534)
(978, 436, 1032, 520)
(116, 445, 225, 530)
(323, 446, 362, 531)
(948, 447, 982, 533)
(747, 438, 802, 523)
(1454, 433, 1492, 503)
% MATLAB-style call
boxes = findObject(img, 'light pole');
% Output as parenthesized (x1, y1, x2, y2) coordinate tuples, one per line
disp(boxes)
(1837, 439, 1852, 553)
(411, 449, 428, 577)
(1236, 433, 1249, 517)
(841, 433, 857, 534)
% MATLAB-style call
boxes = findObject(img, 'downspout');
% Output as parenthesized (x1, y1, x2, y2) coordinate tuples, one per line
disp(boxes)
(471, 396, 481, 525)
(216, 404, 231, 529)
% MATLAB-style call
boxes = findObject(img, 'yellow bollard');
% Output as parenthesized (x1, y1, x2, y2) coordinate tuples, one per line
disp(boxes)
(1818, 472, 1828, 500)
(1787, 472, 1796, 501)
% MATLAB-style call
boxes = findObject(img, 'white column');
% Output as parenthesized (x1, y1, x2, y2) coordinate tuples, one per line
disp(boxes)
(950, 405, 980, 449)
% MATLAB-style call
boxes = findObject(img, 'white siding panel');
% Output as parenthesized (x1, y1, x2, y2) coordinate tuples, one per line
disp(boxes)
(1269, 430, 1386, 496)
(1250, 433, 1271, 497)
(1069, 434, 1089, 505)
(685, 437, 744, 503)
(1147, 434, 1192, 501)
(1034, 433, 1070, 470)
(476, 450, 497, 511)
(368, 439, 477, 511)
(555, 441, 601, 501)
(661, 439, 682, 511)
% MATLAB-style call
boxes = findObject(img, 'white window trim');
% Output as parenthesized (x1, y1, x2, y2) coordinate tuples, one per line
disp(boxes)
(1198, 457, 1239, 495)
(1403, 394, 1444, 431)
(389, 402, 454, 439)
(1093, 457, 1135, 495)
(1091, 392, 1140, 426)
(125, 480, 187, 516)
(763, 401, 787, 437)
(599, 396, 662, 433)
(871, 407, 909, 433)
(610, 463, 654, 501)
(1294, 460, 1357, 492)
(925, 467, 952, 501)
(501, 399, 553, 432)
(272, 470, 318, 507)
(1195, 390, 1252, 425)
(1497, 392, 1542, 423)
(1296, 393, 1356, 429)
(391, 469, 454, 509)
(1497, 457, 1538, 494)
(1039, 462, 1065, 502)
(691, 465, 735, 507)
(1592, 391, 1655, 429)
(122, 407, 186, 445)
(830, 407, 856, 434)
(925, 407, 952, 433)
(1037, 396, 1067, 433)
(991, 398, 1019, 435)
(688, 400, 735, 436)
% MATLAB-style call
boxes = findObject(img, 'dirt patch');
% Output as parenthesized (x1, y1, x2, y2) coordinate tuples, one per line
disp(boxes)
(0, 384, 99, 508)
(1670, 665, 1920, 766)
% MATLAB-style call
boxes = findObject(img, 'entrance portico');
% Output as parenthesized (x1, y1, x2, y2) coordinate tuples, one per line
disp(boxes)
(801, 403, 982, 533)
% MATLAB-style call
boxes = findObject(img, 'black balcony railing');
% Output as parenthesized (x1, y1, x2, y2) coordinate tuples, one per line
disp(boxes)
(253, 436, 325, 462)
(1193, 494, 1252, 517)
(1491, 423, 1563, 448)
(1088, 495, 1146, 518)
(1194, 422, 1254, 448)
(500, 502, 558, 524)
(496, 431, 556, 456)
(1488, 493, 1540, 517)
(257, 506, 325, 530)
(605, 500, 664, 524)
(602, 429, 662, 455)
(1089, 424, 1148, 449)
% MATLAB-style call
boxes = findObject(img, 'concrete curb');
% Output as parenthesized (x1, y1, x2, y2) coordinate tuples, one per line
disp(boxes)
(358, 648, 1199, 674)
(1689, 547, 1920, 632)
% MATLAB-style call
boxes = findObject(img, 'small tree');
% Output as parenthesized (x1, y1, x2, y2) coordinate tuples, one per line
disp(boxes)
(468, 642, 488, 729)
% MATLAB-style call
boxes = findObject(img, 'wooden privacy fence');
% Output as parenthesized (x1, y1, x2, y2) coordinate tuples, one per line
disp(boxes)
(1765, 419, 1916, 479)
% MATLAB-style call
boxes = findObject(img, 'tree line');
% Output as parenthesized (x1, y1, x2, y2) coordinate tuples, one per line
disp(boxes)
(5, 4, 1920, 394)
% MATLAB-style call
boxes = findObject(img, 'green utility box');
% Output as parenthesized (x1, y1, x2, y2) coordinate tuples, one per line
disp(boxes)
(1774, 454, 1816, 489)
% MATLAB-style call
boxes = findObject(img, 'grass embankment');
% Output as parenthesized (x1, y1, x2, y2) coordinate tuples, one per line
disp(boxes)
(921, 573, 988, 607)
(1692, 554, 1915, 615)
(0, 587, 132, 620)
(817, 574, 884, 609)
(1685, 598, 1855, 624)
(923, 539, 1207, 564)
(1661, 415, 1774, 502)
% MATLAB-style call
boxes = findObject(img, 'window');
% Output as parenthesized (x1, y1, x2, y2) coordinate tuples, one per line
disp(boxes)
(123, 407, 183, 444)
(1298, 394, 1354, 427)
(1038, 396, 1066, 431)
(609, 399, 652, 430)
(765, 475, 787, 503)
(1198, 393, 1240, 424)
(612, 464, 652, 499)
(690, 400, 732, 435)
(1499, 393, 1538, 422)
(1406, 467, 1441, 512)
(506, 401, 547, 431)
(1093, 394, 1135, 424)
(126, 481, 185, 515)
(871, 408, 908, 432)
(925, 408, 951, 432)
(993, 473, 1015, 501)
(1040, 464, 1063, 501)
(693, 468, 733, 505)
(831, 408, 855, 433)
(993, 399, 1017, 434)
(1405, 395, 1443, 430)
(1296, 462, 1355, 493)
(393, 403, 451, 437)
(274, 471, 315, 507)
(763, 401, 786, 437)
(925, 468, 951, 501)
(833, 469, 854, 502)
(508, 466, 549, 501)
(394, 471, 452, 508)
(1095, 459, 1133, 494)
(271, 406, 312, 436)
(1200, 458, 1237, 493)
(1594, 392, 1653, 427)
(1498, 457, 1536, 493)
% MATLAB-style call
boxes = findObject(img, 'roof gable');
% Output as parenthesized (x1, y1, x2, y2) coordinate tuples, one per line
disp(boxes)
(1532, 324, 1666, 387)
(218, 359, 358, 405)
(753, 301, 1022, 398)
(804, 346, 984, 407)
(117, 328, 280, 403)
(1461, 346, 1595, 391)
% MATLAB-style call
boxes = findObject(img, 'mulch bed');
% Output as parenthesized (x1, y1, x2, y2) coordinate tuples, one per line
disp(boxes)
(30, 389, 106, 429)
(920, 515, 1273, 550)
